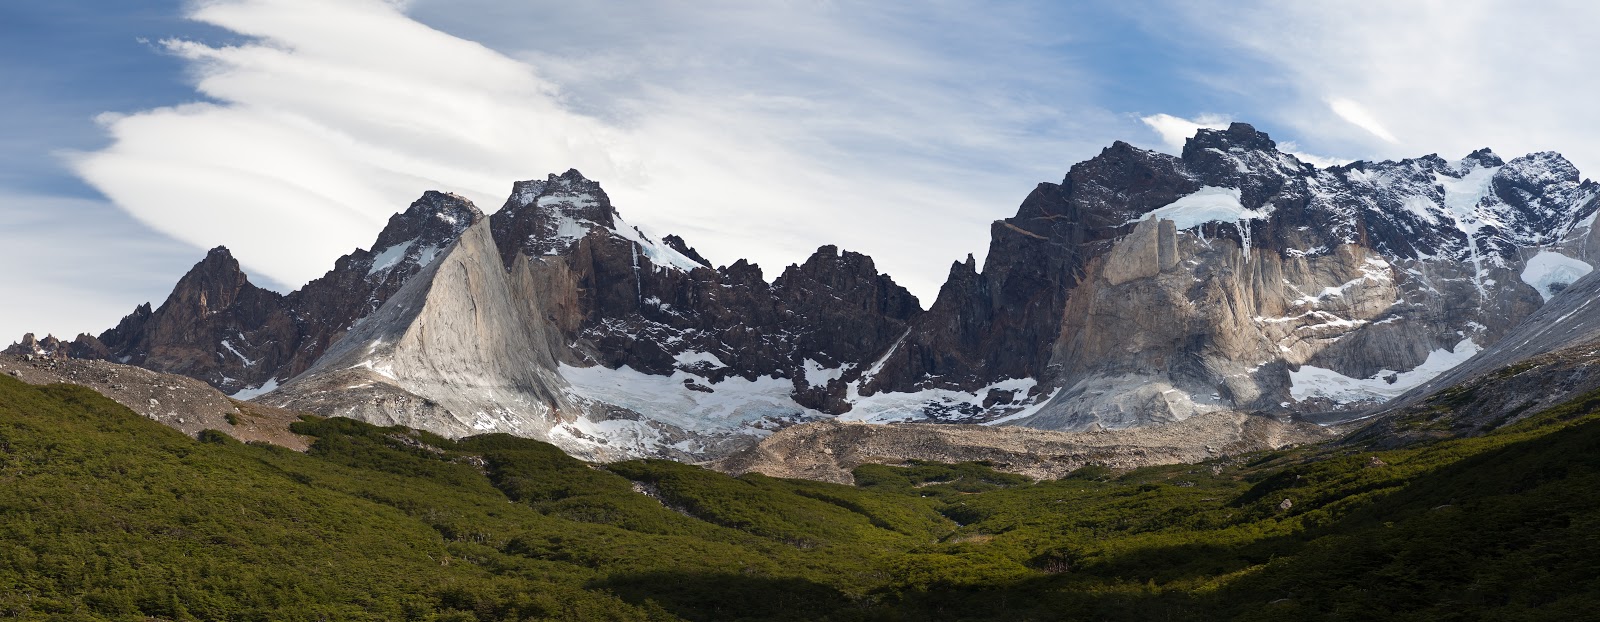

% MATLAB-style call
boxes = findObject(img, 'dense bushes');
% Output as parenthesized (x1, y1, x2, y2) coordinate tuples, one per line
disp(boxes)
(4, 372, 1600, 620)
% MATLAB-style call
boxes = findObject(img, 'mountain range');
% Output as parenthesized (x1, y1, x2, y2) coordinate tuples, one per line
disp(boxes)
(13, 122, 1600, 463)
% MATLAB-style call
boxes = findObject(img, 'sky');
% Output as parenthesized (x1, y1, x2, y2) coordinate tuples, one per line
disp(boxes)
(4, 0, 1600, 341)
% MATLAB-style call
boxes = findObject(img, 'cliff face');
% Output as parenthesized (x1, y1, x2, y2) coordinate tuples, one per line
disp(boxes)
(26, 123, 1600, 460)
(78, 192, 483, 396)
(256, 220, 614, 454)
(864, 124, 1597, 430)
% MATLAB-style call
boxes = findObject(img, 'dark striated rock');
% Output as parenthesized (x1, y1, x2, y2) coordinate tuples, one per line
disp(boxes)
(774, 245, 920, 411)
(85, 246, 293, 391)
(490, 169, 921, 395)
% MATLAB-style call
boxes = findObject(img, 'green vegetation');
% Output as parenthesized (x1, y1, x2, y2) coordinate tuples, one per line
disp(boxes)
(2, 372, 1599, 620)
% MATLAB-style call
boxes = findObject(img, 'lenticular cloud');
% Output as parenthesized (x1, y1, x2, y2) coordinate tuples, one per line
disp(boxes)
(72, 0, 634, 289)
(68, 0, 1106, 301)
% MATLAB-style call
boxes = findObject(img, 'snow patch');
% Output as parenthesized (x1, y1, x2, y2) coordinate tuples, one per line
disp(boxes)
(1135, 186, 1272, 260)
(1520, 250, 1592, 302)
(840, 377, 1044, 424)
(548, 416, 672, 457)
(674, 350, 728, 370)
(350, 359, 398, 380)
(1435, 162, 1503, 298)
(983, 385, 1064, 426)
(367, 239, 415, 276)
(850, 329, 909, 395)
(1400, 195, 1441, 225)
(802, 359, 847, 388)
(615, 215, 707, 272)
(1136, 186, 1271, 230)
(559, 363, 820, 433)
(229, 377, 279, 400)
(544, 214, 596, 254)
(1289, 338, 1480, 404)
(415, 244, 443, 268)
(537, 192, 598, 209)
(220, 339, 257, 367)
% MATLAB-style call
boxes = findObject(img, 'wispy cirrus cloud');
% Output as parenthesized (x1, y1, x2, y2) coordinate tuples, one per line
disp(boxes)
(1327, 97, 1399, 144)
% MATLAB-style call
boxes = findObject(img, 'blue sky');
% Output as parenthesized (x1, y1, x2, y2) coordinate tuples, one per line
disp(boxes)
(5, 0, 1599, 341)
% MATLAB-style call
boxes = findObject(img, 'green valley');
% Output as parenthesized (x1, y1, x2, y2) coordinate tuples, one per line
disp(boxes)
(3, 374, 1597, 621)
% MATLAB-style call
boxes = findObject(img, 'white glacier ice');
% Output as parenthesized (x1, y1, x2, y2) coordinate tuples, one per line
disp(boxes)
(1520, 250, 1592, 302)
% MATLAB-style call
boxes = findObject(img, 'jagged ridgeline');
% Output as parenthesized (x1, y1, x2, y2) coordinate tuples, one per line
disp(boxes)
(11, 123, 1600, 460)
(3, 363, 1598, 619)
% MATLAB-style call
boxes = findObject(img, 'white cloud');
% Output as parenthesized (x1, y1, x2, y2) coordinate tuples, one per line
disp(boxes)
(71, 0, 1131, 303)
(1276, 141, 1351, 169)
(1140, 113, 1229, 151)
(0, 193, 203, 341)
(1172, 1, 1600, 174)
(1327, 98, 1398, 144)
(1139, 113, 1350, 169)
(73, 0, 626, 292)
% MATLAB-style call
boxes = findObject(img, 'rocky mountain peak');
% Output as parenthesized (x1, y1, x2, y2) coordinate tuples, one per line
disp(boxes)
(372, 191, 483, 252)
(1179, 123, 1306, 208)
(514, 169, 612, 222)
(3, 333, 60, 358)
(662, 234, 713, 268)
(97, 303, 153, 352)
(490, 169, 624, 264)
(198, 245, 237, 268)
(776, 245, 921, 315)
(168, 246, 267, 317)
(547, 167, 603, 190)
(1497, 151, 1581, 188)
(1462, 147, 1505, 168)
(6, 332, 111, 360)
(783, 245, 870, 280)
(719, 258, 764, 282)
(1183, 122, 1277, 156)
(1061, 142, 1193, 229)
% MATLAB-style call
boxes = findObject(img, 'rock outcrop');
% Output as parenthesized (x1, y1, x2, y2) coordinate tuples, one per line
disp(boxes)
(0, 353, 307, 450)
(1349, 266, 1600, 443)
(714, 411, 1334, 484)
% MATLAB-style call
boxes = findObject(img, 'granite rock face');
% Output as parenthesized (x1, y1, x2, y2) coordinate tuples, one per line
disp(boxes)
(255, 219, 622, 456)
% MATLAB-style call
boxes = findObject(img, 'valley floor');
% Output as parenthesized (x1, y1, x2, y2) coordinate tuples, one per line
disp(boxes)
(2, 374, 1598, 620)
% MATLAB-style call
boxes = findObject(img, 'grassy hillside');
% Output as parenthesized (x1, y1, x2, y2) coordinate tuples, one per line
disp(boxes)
(2, 373, 1597, 620)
